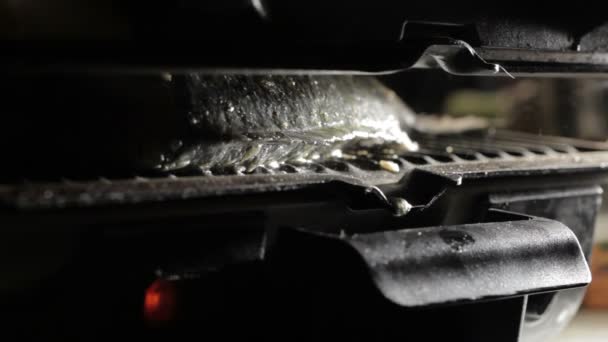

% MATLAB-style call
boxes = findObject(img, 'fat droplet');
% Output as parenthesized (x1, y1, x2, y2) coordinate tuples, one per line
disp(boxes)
(330, 149, 343, 158)
(188, 112, 201, 125)
(390, 197, 412, 217)
(379, 160, 400, 173)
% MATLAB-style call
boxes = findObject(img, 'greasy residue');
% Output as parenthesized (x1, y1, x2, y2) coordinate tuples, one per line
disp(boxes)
(439, 229, 475, 252)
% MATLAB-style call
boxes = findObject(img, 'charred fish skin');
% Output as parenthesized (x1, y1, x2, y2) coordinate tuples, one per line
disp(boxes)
(162, 75, 417, 173)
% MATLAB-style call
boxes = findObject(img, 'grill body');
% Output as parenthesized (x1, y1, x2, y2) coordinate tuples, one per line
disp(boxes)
(1, 130, 607, 341)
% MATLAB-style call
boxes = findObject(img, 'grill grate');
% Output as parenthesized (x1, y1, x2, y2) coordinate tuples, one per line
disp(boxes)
(404, 130, 596, 166)
(3, 130, 608, 210)
(157, 130, 608, 176)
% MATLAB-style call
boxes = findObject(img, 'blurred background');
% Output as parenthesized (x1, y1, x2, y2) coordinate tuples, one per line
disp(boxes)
(381, 71, 608, 341)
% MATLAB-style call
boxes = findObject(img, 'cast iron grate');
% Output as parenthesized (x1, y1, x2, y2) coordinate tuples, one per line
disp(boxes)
(3, 129, 608, 210)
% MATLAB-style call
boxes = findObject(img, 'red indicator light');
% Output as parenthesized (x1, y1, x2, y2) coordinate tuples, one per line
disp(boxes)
(144, 278, 176, 323)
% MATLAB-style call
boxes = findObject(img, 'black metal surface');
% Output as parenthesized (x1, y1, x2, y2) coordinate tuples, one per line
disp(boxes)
(278, 210, 590, 307)
(9, 40, 608, 76)
(490, 186, 603, 260)
(472, 48, 608, 77)
(2, 2, 608, 75)
(489, 187, 603, 342)
(1, 1, 604, 41)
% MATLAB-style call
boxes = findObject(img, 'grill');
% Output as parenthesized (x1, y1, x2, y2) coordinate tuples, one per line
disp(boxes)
(5, 3, 608, 341)
(2, 129, 607, 341)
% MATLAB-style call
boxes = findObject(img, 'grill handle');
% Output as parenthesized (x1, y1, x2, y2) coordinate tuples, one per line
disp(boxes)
(273, 210, 591, 307)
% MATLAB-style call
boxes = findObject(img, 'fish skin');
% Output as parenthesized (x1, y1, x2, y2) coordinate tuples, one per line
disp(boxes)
(162, 75, 417, 173)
